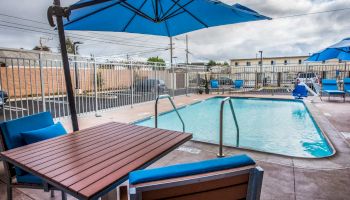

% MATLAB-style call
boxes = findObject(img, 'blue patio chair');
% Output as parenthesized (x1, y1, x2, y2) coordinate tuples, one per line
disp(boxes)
(321, 79, 345, 102)
(293, 85, 308, 99)
(234, 80, 244, 89)
(120, 154, 264, 200)
(0, 112, 68, 200)
(344, 78, 350, 95)
(210, 79, 221, 94)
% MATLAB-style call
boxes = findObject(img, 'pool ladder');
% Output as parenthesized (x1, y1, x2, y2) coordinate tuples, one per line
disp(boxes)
(218, 97, 240, 157)
(155, 94, 185, 133)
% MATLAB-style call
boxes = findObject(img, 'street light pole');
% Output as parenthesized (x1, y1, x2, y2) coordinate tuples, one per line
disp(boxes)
(170, 37, 175, 98)
(259, 50, 263, 86)
(73, 41, 83, 90)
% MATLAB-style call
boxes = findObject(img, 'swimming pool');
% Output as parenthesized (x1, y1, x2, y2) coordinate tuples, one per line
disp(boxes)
(135, 97, 334, 158)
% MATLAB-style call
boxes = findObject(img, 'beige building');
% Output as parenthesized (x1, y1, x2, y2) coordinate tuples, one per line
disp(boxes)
(230, 55, 341, 67)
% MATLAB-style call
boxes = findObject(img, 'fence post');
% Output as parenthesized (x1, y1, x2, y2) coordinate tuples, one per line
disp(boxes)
(39, 52, 46, 112)
(93, 56, 101, 117)
(131, 61, 134, 108)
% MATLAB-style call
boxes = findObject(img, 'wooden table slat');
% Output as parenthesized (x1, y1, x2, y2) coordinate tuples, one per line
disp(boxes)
(22, 124, 144, 166)
(56, 130, 177, 184)
(30, 125, 158, 171)
(0, 122, 192, 200)
(40, 128, 167, 177)
(68, 131, 182, 192)
(80, 133, 191, 198)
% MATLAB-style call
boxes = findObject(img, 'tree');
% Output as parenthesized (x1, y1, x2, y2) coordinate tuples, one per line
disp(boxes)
(147, 56, 165, 64)
(58, 37, 76, 54)
(33, 45, 51, 52)
(207, 60, 217, 67)
(223, 61, 229, 66)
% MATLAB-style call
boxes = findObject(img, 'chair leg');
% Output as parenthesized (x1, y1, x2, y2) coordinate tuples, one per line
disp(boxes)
(61, 191, 67, 200)
(7, 186, 12, 200)
(50, 190, 55, 198)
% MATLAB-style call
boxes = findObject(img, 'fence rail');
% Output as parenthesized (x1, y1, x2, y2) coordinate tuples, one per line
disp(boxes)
(1, 50, 349, 122)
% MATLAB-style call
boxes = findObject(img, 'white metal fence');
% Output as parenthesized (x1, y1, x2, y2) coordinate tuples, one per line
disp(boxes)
(1, 49, 349, 122)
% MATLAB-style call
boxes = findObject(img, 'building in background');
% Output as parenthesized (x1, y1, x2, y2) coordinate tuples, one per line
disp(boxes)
(230, 55, 341, 67)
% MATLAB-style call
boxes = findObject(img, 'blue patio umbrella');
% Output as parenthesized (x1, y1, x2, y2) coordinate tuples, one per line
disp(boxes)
(47, 0, 269, 130)
(306, 38, 350, 62)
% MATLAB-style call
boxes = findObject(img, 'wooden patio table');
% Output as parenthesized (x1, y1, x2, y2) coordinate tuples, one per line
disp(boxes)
(0, 122, 192, 200)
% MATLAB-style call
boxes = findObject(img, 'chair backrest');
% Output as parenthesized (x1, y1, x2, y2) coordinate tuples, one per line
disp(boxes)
(322, 79, 339, 91)
(234, 80, 244, 88)
(128, 155, 263, 200)
(293, 85, 308, 97)
(0, 112, 54, 150)
(344, 78, 350, 91)
(210, 80, 219, 89)
(129, 166, 263, 200)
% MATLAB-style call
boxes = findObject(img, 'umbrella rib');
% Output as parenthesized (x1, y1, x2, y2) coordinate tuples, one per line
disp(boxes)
(162, 10, 186, 21)
(160, 0, 194, 21)
(169, 0, 209, 28)
(159, 0, 182, 20)
(122, 0, 148, 32)
(151, 0, 156, 18)
(120, 1, 155, 22)
(64, 1, 124, 27)
(159, 0, 171, 36)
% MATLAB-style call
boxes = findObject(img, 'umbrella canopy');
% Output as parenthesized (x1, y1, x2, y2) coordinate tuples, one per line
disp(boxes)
(48, 0, 269, 131)
(306, 38, 350, 62)
(64, 0, 270, 36)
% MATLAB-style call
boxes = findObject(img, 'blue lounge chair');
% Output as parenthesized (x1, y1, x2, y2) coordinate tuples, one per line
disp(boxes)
(234, 80, 244, 89)
(210, 79, 221, 94)
(0, 112, 67, 200)
(321, 79, 345, 102)
(344, 78, 350, 95)
(292, 85, 308, 99)
(120, 154, 264, 200)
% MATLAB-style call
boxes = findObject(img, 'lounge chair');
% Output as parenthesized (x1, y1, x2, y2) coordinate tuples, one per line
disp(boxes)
(292, 85, 308, 99)
(344, 78, 350, 96)
(0, 112, 68, 200)
(120, 154, 263, 200)
(234, 80, 244, 89)
(210, 79, 222, 94)
(321, 79, 345, 102)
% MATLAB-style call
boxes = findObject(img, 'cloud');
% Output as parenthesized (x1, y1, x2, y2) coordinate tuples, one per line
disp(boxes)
(0, 0, 349, 63)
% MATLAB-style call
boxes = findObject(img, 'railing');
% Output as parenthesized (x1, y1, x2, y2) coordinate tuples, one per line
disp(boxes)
(218, 97, 240, 158)
(155, 94, 185, 133)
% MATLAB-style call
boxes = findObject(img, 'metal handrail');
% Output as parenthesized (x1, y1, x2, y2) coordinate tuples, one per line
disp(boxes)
(218, 97, 240, 157)
(155, 94, 185, 133)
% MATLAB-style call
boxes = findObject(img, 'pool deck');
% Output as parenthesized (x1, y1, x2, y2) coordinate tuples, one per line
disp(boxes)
(1, 93, 350, 199)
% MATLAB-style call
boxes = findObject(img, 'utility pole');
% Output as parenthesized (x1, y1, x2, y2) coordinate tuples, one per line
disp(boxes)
(73, 41, 83, 90)
(185, 35, 189, 65)
(170, 37, 175, 98)
(259, 50, 263, 86)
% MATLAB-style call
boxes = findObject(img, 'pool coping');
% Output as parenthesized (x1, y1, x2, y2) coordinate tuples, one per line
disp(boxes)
(132, 95, 337, 159)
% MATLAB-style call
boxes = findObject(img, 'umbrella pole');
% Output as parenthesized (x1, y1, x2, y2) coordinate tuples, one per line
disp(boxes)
(51, 0, 79, 131)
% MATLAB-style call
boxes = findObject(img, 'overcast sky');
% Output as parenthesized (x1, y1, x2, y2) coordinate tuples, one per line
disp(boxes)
(0, 0, 349, 63)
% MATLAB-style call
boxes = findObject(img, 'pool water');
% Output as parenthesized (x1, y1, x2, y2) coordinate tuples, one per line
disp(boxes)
(135, 97, 333, 158)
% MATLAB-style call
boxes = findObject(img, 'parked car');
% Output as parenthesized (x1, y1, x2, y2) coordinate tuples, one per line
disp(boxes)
(217, 77, 233, 85)
(0, 90, 8, 109)
(293, 72, 319, 86)
(133, 79, 167, 93)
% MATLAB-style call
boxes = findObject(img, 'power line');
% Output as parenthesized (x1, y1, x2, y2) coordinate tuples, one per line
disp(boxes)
(273, 7, 350, 19)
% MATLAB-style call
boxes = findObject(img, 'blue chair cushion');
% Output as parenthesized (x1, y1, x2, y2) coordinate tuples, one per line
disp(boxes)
(129, 154, 255, 185)
(322, 79, 340, 91)
(21, 122, 67, 145)
(322, 90, 345, 94)
(0, 112, 54, 175)
(293, 85, 308, 98)
(344, 78, 350, 92)
(16, 174, 42, 185)
(210, 80, 219, 89)
(234, 80, 244, 88)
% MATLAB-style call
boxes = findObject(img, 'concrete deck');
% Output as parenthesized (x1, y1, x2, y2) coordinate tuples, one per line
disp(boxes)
(1, 94, 349, 200)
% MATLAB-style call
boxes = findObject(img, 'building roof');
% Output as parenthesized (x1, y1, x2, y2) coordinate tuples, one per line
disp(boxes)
(230, 55, 309, 61)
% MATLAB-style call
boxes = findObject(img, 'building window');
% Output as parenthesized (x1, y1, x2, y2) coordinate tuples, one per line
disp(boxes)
(258, 61, 262, 65)
(246, 62, 251, 66)
(0, 62, 6, 67)
(339, 59, 343, 63)
(271, 60, 275, 65)
(284, 60, 288, 65)
(298, 60, 302, 64)
(322, 60, 326, 64)
(235, 62, 239, 66)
